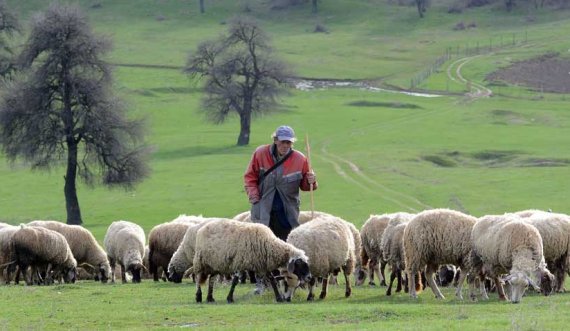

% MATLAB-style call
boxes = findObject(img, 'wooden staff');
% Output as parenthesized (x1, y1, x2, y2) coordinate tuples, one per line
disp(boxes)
(305, 133, 315, 219)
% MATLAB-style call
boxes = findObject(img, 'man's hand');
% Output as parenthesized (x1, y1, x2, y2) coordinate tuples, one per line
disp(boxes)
(306, 171, 316, 185)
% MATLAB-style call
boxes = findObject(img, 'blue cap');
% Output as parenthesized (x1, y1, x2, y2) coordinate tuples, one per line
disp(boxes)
(274, 125, 296, 142)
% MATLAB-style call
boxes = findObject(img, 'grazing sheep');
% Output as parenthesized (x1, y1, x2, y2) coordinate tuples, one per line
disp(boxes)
(360, 213, 414, 287)
(514, 209, 548, 218)
(380, 214, 418, 296)
(232, 211, 252, 222)
(403, 208, 477, 300)
(11, 225, 77, 285)
(286, 215, 355, 301)
(192, 218, 310, 303)
(148, 216, 204, 282)
(27, 220, 111, 283)
(104, 221, 145, 283)
(514, 211, 569, 292)
(167, 218, 220, 283)
(469, 214, 555, 303)
(0, 222, 12, 229)
(0, 225, 18, 283)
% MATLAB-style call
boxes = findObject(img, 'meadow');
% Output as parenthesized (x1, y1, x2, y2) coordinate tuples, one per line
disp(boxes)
(1, 0, 570, 329)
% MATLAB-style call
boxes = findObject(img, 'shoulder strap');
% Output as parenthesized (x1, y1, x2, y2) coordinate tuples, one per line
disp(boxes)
(259, 149, 293, 183)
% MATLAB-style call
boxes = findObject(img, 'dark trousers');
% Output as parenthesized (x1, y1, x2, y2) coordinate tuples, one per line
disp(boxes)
(269, 210, 291, 241)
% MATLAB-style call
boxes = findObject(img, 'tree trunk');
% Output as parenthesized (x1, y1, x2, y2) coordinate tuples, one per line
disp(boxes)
(237, 111, 251, 146)
(312, 0, 318, 13)
(65, 142, 82, 225)
(199, 0, 205, 13)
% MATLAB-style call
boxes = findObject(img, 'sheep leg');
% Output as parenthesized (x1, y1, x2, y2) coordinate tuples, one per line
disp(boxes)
(379, 260, 387, 286)
(195, 273, 206, 303)
(396, 269, 403, 293)
(343, 266, 352, 298)
(408, 269, 417, 298)
(426, 264, 445, 299)
(454, 266, 468, 300)
(386, 270, 397, 296)
(206, 273, 216, 303)
(266, 272, 284, 302)
(120, 263, 127, 284)
(307, 277, 316, 301)
(226, 274, 240, 304)
(368, 260, 377, 286)
(319, 276, 329, 299)
(108, 257, 116, 283)
(44, 263, 53, 285)
(495, 276, 508, 301)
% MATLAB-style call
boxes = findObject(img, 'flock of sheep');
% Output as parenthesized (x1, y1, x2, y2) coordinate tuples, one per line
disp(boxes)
(0, 208, 565, 304)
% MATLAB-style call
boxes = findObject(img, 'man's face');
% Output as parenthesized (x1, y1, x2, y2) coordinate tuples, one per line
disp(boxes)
(275, 139, 292, 156)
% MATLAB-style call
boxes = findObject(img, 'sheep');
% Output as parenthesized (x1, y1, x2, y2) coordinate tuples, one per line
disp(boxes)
(360, 213, 414, 287)
(148, 216, 205, 282)
(286, 215, 355, 301)
(380, 214, 419, 296)
(11, 225, 77, 285)
(0, 225, 18, 283)
(192, 218, 310, 303)
(513, 211, 570, 293)
(232, 210, 332, 224)
(104, 221, 145, 283)
(167, 217, 220, 283)
(27, 220, 111, 283)
(403, 208, 477, 300)
(0, 222, 12, 229)
(469, 214, 555, 303)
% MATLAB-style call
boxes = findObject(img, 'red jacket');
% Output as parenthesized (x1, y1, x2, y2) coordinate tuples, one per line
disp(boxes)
(244, 144, 317, 227)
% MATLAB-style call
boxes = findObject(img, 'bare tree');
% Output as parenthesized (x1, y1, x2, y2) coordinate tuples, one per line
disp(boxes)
(0, 4, 150, 225)
(312, 0, 318, 13)
(0, 0, 20, 79)
(184, 16, 291, 146)
(199, 0, 205, 13)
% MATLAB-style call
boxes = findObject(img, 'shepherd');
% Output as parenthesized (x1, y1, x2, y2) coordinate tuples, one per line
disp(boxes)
(244, 125, 318, 241)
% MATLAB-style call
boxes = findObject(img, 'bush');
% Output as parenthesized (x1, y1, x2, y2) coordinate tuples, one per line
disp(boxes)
(453, 22, 466, 30)
(314, 23, 328, 33)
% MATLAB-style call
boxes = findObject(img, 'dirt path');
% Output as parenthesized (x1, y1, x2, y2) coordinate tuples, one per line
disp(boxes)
(446, 55, 493, 100)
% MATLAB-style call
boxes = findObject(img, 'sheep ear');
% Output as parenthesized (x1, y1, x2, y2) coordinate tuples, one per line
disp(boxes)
(287, 259, 296, 274)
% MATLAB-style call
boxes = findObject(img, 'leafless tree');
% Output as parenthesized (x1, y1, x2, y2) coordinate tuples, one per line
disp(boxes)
(199, 0, 205, 13)
(0, 0, 20, 79)
(184, 16, 292, 146)
(0, 4, 150, 225)
(312, 0, 318, 13)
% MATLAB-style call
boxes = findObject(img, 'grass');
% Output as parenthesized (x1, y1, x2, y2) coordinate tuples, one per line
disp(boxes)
(1, 0, 570, 329)
(1, 280, 569, 330)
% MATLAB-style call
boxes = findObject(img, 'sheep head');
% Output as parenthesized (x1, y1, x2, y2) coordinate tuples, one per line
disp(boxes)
(502, 271, 533, 303)
(128, 263, 143, 283)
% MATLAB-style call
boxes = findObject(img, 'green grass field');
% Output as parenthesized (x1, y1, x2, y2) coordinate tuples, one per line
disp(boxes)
(2, 0, 570, 329)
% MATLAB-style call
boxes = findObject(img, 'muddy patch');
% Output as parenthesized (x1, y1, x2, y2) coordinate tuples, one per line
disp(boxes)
(422, 150, 569, 168)
(347, 100, 422, 109)
(486, 53, 570, 93)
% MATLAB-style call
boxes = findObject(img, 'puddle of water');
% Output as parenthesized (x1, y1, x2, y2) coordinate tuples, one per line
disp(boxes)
(293, 79, 442, 97)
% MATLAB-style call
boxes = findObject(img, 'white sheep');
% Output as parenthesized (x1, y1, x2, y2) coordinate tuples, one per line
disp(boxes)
(380, 213, 417, 295)
(0, 225, 18, 283)
(148, 216, 204, 282)
(403, 208, 477, 300)
(360, 212, 414, 287)
(104, 221, 145, 283)
(514, 210, 570, 292)
(192, 218, 310, 303)
(167, 217, 220, 283)
(286, 215, 355, 301)
(27, 220, 111, 283)
(12, 225, 77, 285)
(469, 214, 555, 303)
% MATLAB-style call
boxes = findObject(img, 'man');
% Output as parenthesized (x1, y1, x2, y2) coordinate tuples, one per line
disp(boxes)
(244, 125, 317, 241)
